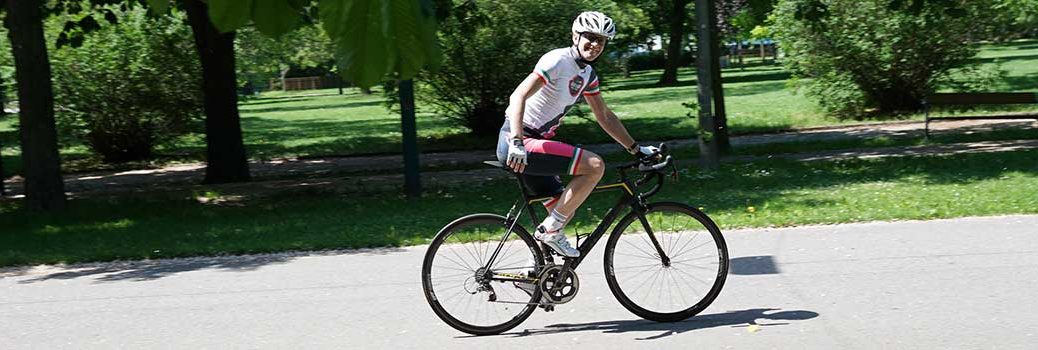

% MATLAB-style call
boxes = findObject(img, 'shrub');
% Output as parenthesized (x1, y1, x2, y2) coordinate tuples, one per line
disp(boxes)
(51, 7, 202, 162)
(773, 0, 999, 117)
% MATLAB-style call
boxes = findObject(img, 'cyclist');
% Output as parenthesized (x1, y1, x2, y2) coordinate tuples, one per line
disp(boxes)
(497, 11, 658, 258)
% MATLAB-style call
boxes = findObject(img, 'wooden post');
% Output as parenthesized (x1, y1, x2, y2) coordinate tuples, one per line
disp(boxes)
(695, 0, 721, 169)
(399, 79, 421, 197)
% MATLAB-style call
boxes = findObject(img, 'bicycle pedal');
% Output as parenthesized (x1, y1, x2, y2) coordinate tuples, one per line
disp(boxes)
(540, 304, 555, 312)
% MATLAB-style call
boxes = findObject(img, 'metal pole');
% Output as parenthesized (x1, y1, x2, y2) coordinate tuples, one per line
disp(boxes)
(695, 0, 720, 169)
(399, 79, 421, 197)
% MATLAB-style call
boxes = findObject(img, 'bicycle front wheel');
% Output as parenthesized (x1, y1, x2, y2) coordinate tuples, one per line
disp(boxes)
(422, 214, 543, 336)
(604, 202, 729, 322)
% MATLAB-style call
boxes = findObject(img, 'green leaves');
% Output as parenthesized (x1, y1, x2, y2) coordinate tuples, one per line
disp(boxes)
(252, 0, 301, 36)
(322, 0, 386, 88)
(208, 0, 255, 33)
(145, 0, 170, 15)
(320, 0, 440, 87)
(382, 0, 440, 78)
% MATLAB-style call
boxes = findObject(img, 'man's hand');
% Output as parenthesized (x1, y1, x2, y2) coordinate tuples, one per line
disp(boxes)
(507, 138, 527, 173)
(632, 144, 660, 162)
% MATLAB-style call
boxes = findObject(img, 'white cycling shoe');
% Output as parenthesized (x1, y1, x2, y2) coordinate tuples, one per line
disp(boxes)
(535, 227, 580, 257)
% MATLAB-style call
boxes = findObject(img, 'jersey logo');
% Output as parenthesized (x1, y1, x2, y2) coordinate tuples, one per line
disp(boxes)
(568, 75, 585, 96)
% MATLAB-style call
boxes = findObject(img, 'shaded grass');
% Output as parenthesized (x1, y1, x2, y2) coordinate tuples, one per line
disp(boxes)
(3, 148, 1037, 267)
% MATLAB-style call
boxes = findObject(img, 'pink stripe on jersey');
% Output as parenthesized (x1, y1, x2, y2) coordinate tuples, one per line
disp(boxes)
(523, 138, 576, 157)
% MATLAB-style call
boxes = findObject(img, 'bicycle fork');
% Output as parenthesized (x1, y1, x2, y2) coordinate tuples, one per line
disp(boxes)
(635, 202, 671, 267)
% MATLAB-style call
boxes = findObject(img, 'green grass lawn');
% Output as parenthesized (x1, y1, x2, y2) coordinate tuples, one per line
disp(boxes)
(2, 40, 1037, 176)
(2, 148, 1036, 267)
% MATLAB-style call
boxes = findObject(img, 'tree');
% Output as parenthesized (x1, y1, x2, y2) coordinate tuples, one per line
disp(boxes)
(182, 0, 250, 183)
(0, 25, 9, 196)
(2, 0, 66, 210)
(0, 73, 5, 196)
(657, 0, 692, 86)
(607, 0, 654, 78)
(717, 0, 776, 39)
(774, 0, 1000, 116)
(146, 0, 443, 183)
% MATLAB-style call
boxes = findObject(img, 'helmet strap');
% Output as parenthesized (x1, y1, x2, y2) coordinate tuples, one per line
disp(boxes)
(571, 45, 595, 67)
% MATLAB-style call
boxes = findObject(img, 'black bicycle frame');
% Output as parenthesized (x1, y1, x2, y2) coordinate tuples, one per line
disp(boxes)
(482, 168, 671, 275)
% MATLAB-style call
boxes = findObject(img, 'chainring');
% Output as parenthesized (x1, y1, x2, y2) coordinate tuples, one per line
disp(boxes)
(537, 265, 579, 304)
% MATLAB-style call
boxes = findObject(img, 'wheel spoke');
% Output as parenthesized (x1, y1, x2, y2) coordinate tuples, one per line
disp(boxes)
(424, 217, 541, 334)
(606, 206, 727, 318)
(622, 238, 661, 260)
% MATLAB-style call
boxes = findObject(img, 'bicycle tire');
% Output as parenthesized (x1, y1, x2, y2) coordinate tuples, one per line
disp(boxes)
(603, 202, 729, 322)
(422, 213, 544, 335)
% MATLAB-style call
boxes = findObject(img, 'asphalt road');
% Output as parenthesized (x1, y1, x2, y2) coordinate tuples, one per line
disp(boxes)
(2, 215, 1037, 349)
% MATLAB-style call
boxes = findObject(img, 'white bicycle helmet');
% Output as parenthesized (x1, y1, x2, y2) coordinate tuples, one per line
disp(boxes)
(572, 11, 616, 39)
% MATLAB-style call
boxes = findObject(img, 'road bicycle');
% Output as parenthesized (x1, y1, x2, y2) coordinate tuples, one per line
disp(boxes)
(421, 145, 729, 335)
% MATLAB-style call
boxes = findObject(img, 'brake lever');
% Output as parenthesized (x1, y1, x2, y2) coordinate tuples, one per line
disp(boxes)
(637, 155, 672, 172)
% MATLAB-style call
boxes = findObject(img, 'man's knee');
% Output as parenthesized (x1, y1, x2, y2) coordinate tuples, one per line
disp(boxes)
(582, 152, 605, 177)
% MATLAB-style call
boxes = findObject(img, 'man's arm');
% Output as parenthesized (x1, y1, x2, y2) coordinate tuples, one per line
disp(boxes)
(505, 73, 545, 140)
(586, 93, 638, 154)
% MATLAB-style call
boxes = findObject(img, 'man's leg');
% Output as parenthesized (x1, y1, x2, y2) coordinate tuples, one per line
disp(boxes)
(535, 151, 605, 257)
(517, 138, 605, 257)
(551, 151, 605, 218)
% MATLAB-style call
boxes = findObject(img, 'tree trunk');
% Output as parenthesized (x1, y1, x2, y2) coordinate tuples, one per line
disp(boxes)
(658, 0, 688, 86)
(279, 66, 289, 92)
(694, 0, 720, 169)
(616, 51, 631, 78)
(3, 0, 66, 210)
(185, 0, 250, 184)
(708, 2, 730, 154)
(399, 80, 421, 198)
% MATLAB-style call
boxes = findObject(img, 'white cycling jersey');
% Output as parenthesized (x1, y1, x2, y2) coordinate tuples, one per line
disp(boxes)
(515, 47, 601, 139)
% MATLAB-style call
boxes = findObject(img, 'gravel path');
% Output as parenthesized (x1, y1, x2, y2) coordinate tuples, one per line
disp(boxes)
(2, 119, 1035, 197)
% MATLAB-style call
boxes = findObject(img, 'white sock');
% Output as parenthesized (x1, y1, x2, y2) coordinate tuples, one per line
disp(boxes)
(539, 209, 568, 233)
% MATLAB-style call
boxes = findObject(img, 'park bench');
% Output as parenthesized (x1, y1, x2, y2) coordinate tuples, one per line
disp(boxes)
(923, 92, 1038, 139)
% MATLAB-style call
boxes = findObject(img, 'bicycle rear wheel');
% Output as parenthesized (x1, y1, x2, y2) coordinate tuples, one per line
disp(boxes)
(604, 202, 728, 322)
(422, 214, 543, 335)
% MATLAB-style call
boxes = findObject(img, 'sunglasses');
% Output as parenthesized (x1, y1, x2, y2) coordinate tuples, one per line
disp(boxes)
(579, 32, 608, 45)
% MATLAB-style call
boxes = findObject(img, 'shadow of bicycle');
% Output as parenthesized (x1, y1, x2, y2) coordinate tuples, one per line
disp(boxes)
(503, 308, 819, 340)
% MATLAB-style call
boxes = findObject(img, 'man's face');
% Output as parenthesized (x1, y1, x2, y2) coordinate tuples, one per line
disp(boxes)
(573, 32, 607, 61)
